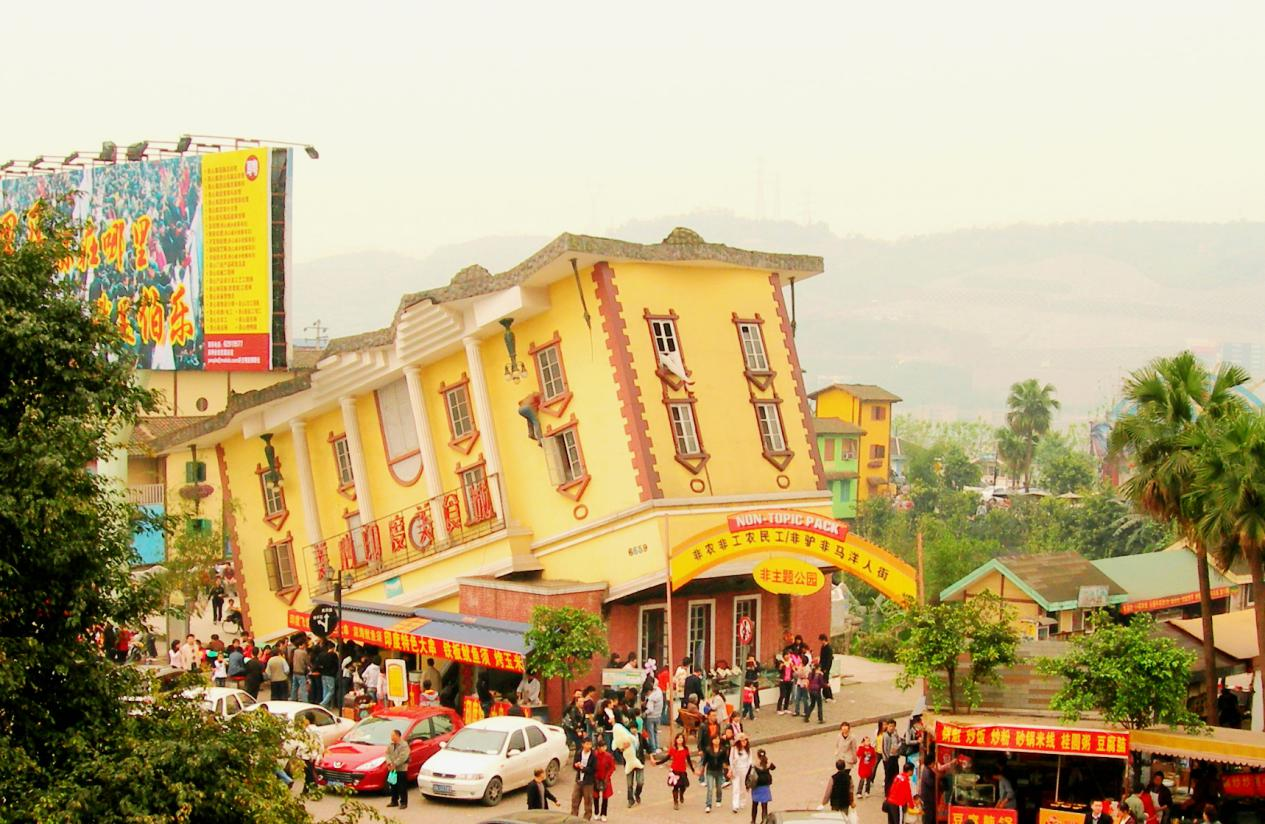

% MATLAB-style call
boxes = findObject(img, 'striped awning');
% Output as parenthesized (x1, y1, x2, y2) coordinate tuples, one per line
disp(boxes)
(1131, 727, 1265, 769)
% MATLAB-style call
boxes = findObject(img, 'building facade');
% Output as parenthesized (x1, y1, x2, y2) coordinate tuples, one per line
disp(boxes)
(809, 383, 902, 501)
(151, 229, 841, 707)
(813, 418, 861, 519)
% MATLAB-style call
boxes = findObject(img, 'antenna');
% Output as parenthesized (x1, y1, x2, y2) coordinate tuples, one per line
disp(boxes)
(304, 320, 329, 349)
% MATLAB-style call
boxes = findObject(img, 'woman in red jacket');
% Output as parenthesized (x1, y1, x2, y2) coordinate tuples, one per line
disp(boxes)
(594, 738, 617, 821)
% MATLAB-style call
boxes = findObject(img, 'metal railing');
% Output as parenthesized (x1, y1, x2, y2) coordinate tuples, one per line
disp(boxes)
(306, 473, 505, 594)
(128, 484, 166, 506)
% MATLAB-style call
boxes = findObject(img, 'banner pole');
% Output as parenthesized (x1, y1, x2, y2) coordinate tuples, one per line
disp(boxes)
(661, 513, 675, 751)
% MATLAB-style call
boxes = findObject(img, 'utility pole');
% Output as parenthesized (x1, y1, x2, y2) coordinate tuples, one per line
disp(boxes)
(916, 531, 926, 605)
(334, 570, 345, 714)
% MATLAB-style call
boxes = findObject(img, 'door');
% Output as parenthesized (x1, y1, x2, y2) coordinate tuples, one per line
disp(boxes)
(639, 606, 666, 670)
(406, 718, 438, 778)
(504, 729, 531, 788)
(733, 596, 760, 666)
(687, 601, 714, 669)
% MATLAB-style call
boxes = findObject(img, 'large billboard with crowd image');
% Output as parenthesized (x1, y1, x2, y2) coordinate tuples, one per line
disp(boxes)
(0, 147, 290, 370)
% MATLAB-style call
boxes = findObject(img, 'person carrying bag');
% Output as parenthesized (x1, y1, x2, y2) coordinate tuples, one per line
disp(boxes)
(385, 729, 410, 810)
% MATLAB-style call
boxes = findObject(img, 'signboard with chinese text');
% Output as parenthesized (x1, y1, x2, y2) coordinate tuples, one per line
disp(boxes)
(949, 805, 1018, 824)
(286, 609, 525, 672)
(669, 509, 916, 603)
(384, 658, 408, 704)
(1040, 808, 1090, 824)
(754, 557, 826, 595)
(0, 148, 289, 370)
(935, 721, 1129, 758)
(1121, 587, 1230, 615)
(1223, 773, 1265, 798)
(1078, 585, 1109, 608)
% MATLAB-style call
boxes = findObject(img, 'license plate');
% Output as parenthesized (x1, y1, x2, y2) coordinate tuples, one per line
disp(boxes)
(432, 783, 454, 795)
(326, 781, 343, 790)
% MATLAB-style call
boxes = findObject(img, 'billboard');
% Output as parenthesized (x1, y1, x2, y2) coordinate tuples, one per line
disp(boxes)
(0, 148, 290, 370)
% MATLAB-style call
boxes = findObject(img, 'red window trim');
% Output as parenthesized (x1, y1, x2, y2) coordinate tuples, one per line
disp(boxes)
(542, 416, 592, 502)
(662, 396, 710, 475)
(326, 431, 357, 500)
(749, 396, 794, 471)
(643, 309, 691, 391)
(255, 460, 289, 531)
(528, 332, 574, 417)
(731, 313, 776, 391)
(266, 533, 303, 604)
(338, 509, 371, 570)
(370, 388, 424, 487)
(438, 374, 480, 455)
(454, 456, 497, 525)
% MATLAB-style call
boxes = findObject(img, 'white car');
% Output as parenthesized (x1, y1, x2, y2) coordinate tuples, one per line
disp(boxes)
(248, 701, 356, 746)
(183, 687, 257, 719)
(417, 716, 568, 806)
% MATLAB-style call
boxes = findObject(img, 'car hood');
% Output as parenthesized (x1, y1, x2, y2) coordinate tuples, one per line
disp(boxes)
(320, 741, 385, 768)
(423, 749, 498, 775)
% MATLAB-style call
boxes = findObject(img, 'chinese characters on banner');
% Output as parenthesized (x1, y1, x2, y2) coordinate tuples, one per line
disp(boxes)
(754, 557, 826, 595)
(1121, 587, 1230, 614)
(669, 509, 917, 603)
(1222, 773, 1265, 798)
(950, 806, 1019, 824)
(935, 722, 1130, 758)
(285, 610, 525, 673)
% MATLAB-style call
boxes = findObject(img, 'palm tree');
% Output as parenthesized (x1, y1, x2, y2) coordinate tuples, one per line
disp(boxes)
(1108, 351, 1249, 725)
(1187, 409, 1265, 686)
(996, 427, 1028, 488)
(1006, 379, 1060, 490)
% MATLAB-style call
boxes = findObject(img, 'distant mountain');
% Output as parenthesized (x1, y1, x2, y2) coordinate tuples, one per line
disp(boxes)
(289, 213, 1265, 422)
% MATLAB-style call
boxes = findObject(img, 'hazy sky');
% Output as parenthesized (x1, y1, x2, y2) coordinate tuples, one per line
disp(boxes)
(4, 2, 1262, 264)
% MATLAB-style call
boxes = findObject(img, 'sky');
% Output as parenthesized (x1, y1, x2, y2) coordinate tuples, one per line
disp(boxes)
(3, 2, 1263, 266)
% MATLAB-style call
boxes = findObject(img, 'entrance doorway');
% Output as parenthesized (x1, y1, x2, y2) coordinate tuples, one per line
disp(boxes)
(638, 604, 667, 669)
(687, 600, 715, 669)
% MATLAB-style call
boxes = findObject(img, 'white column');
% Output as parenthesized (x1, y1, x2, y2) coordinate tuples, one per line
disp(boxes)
(463, 335, 510, 524)
(404, 365, 448, 543)
(340, 396, 375, 523)
(289, 420, 324, 547)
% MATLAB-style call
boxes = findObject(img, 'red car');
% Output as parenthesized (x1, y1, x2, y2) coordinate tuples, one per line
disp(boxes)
(317, 706, 462, 792)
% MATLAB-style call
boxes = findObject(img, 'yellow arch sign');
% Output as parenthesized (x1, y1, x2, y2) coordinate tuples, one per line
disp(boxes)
(669, 509, 917, 604)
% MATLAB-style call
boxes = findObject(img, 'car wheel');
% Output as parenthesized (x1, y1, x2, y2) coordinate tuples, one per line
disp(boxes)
(481, 776, 503, 806)
(545, 759, 560, 786)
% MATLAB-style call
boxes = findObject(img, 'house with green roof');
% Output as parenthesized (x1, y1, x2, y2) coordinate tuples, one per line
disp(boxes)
(1091, 552, 1235, 619)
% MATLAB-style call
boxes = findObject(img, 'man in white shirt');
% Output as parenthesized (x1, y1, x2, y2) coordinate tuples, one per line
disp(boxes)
(361, 657, 381, 701)
(517, 672, 542, 707)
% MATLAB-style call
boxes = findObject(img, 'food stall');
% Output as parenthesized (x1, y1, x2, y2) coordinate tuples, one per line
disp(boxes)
(934, 716, 1130, 824)
(1130, 725, 1265, 822)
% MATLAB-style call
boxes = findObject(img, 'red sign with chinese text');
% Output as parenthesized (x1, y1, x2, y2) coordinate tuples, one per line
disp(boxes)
(1120, 588, 1231, 614)
(935, 721, 1129, 758)
(1223, 773, 1265, 798)
(950, 806, 1018, 824)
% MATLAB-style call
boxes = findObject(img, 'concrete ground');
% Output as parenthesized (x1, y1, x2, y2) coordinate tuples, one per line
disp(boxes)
(304, 658, 915, 823)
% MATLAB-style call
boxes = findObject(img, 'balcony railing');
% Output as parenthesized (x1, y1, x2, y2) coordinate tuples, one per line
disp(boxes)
(128, 484, 166, 507)
(307, 473, 505, 594)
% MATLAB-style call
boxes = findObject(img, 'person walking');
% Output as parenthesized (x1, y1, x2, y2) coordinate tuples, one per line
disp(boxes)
(834, 721, 860, 794)
(620, 722, 645, 807)
(857, 736, 878, 798)
(318, 641, 338, 711)
(291, 638, 309, 703)
(666, 732, 693, 811)
(385, 728, 410, 809)
(743, 656, 761, 715)
(698, 723, 728, 813)
(880, 718, 903, 797)
(793, 657, 811, 718)
(749, 749, 775, 824)
(730, 734, 752, 814)
(819, 634, 835, 702)
(265, 647, 290, 700)
(644, 680, 664, 753)
(804, 665, 825, 724)
(821, 759, 857, 823)
(885, 761, 915, 824)
(571, 738, 598, 820)
(594, 738, 616, 821)
(242, 649, 264, 699)
(209, 578, 226, 623)
(527, 767, 559, 810)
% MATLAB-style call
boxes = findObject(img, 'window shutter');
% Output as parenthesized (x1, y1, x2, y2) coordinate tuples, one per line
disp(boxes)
(263, 544, 280, 592)
(185, 461, 206, 483)
(543, 436, 566, 486)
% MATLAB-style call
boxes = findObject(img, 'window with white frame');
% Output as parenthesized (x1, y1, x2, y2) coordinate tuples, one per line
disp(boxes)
(534, 345, 567, 402)
(649, 317, 680, 360)
(755, 402, 787, 453)
(374, 378, 422, 482)
(737, 322, 770, 372)
(444, 384, 474, 440)
(544, 428, 585, 486)
(460, 463, 495, 524)
(668, 402, 702, 457)
(331, 436, 355, 487)
(260, 470, 285, 517)
(733, 596, 760, 664)
(639, 606, 667, 671)
(264, 540, 297, 591)
(687, 602, 713, 668)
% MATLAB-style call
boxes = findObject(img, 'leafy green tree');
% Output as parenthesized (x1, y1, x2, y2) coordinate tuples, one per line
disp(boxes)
(1037, 612, 1203, 731)
(153, 502, 230, 621)
(1035, 433, 1098, 494)
(995, 426, 1029, 488)
(524, 605, 609, 695)
(894, 592, 1020, 712)
(1109, 351, 1248, 724)
(1005, 379, 1060, 491)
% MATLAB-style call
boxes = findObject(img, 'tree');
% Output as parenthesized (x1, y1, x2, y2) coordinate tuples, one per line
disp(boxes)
(1109, 351, 1248, 724)
(1037, 612, 1203, 731)
(1038, 448, 1097, 495)
(153, 502, 230, 621)
(894, 592, 1020, 713)
(1005, 379, 1060, 491)
(524, 605, 609, 695)
(995, 426, 1029, 488)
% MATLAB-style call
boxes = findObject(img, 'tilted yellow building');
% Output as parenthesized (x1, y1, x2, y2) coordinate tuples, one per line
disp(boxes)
(810, 383, 902, 501)
(149, 228, 858, 707)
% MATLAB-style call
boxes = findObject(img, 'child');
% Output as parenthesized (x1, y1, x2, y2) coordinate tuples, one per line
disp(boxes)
(741, 682, 756, 720)
(856, 736, 878, 798)
(212, 653, 228, 687)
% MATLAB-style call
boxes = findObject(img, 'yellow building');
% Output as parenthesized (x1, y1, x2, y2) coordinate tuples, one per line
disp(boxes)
(809, 383, 901, 500)
(150, 228, 862, 706)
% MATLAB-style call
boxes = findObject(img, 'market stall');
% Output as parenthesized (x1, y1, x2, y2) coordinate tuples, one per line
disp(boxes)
(1131, 725, 1265, 822)
(934, 716, 1130, 824)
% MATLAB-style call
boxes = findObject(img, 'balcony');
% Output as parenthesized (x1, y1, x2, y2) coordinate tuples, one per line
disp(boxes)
(127, 483, 166, 506)
(307, 473, 506, 594)
(127, 484, 167, 566)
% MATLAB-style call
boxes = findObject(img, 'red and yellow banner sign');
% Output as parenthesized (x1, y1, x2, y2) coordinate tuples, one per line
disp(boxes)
(1223, 773, 1265, 798)
(949, 806, 1018, 824)
(1121, 588, 1231, 614)
(935, 721, 1129, 758)
(286, 610, 524, 672)
(669, 509, 916, 603)
(1040, 808, 1088, 824)
(754, 557, 826, 595)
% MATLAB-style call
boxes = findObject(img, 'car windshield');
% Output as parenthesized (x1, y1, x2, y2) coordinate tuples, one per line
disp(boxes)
(344, 717, 401, 746)
(446, 727, 507, 755)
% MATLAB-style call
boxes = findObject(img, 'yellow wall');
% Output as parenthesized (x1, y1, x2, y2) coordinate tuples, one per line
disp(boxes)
(814, 388, 894, 500)
(958, 570, 1043, 633)
(612, 262, 819, 499)
(140, 369, 292, 417)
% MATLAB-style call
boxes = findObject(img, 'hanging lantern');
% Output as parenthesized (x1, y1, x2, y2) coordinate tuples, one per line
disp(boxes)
(499, 318, 528, 383)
